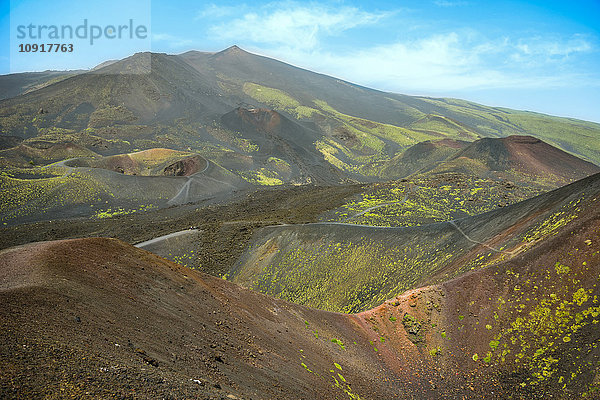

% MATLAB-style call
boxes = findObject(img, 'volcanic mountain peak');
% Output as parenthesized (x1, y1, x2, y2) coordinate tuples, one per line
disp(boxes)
(429, 134, 600, 186)
(222, 44, 245, 53)
(210, 44, 252, 60)
(499, 134, 541, 144)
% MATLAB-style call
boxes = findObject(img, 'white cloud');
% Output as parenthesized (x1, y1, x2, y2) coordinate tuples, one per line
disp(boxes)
(271, 32, 597, 93)
(207, 2, 389, 51)
(199, 2, 597, 93)
(515, 36, 592, 58)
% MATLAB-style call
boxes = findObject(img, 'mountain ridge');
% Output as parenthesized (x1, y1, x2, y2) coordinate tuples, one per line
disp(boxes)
(2, 46, 599, 168)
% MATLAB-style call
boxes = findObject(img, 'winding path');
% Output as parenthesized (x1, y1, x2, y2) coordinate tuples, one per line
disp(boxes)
(448, 220, 513, 255)
(135, 181, 516, 260)
(167, 159, 238, 206)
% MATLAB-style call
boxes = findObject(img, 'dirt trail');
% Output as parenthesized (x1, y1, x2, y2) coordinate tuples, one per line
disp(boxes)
(448, 220, 514, 255)
(135, 229, 200, 247)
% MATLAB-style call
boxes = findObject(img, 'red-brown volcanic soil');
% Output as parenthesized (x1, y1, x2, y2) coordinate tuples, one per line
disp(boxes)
(0, 238, 419, 399)
(503, 135, 600, 180)
(237, 108, 282, 134)
(2, 182, 599, 399)
(87, 148, 207, 176)
(162, 155, 206, 176)
(1, 175, 599, 399)
(448, 135, 600, 184)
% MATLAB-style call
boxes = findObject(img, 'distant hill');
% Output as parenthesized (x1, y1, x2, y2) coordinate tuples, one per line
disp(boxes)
(428, 135, 600, 188)
(379, 138, 469, 179)
(0, 70, 82, 100)
(0, 148, 245, 225)
(0, 141, 97, 168)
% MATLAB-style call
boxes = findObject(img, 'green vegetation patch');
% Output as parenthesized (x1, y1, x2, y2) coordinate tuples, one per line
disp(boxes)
(235, 235, 455, 313)
(325, 174, 542, 227)
(522, 198, 582, 243)
(243, 82, 317, 119)
(239, 168, 283, 186)
(402, 313, 424, 344)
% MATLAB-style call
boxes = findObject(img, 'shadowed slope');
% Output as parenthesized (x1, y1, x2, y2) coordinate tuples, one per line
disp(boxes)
(379, 138, 469, 179)
(221, 107, 343, 183)
(0, 70, 82, 100)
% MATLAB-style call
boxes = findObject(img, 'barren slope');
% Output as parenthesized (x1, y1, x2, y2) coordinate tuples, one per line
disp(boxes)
(0, 238, 444, 399)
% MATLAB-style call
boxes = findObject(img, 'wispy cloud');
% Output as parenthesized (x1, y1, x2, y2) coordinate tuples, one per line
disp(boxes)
(514, 35, 592, 59)
(206, 2, 390, 51)
(196, 4, 242, 20)
(273, 32, 597, 92)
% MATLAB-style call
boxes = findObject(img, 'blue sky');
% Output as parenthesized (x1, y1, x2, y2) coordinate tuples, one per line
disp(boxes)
(1, 0, 599, 122)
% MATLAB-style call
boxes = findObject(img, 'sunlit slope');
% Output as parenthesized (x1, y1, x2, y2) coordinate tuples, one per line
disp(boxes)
(182, 47, 600, 166)
(321, 173, 544, 227)
(357, 189, 600, 397)
(427, 135, 600, 188)
(229, 172, 600, 313)
(319, 135, 599, 228)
